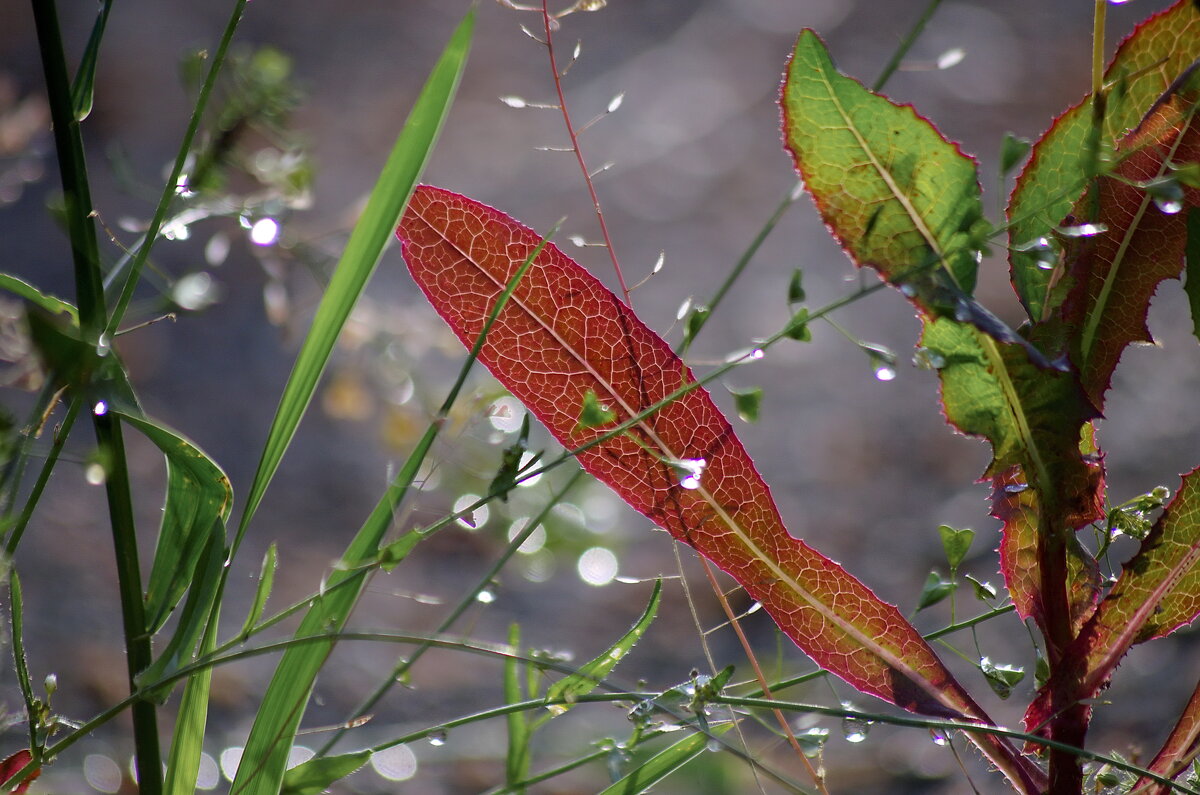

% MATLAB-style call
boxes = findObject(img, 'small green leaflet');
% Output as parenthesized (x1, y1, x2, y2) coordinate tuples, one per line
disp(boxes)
(543, 579, 662, 718)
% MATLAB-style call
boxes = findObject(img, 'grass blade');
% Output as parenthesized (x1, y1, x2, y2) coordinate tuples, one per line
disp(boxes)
(234, 8, 475, 551)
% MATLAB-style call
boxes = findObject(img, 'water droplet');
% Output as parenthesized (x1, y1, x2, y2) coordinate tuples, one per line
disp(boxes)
(1015, 236, 1057, 270)
(705, 738, 722, 752)
(1057, 222, 1107, 237)
(842, 714, 871, 743)
(96, 333, 112, 357)
(795, 726, 830, 757)
(499, 95, 527, 108)
(1004, 482, 1029, 494)
(92, 400, 108, 416)
(676, 296, 693, 320)
(652, 251, 665, 274)
(427, 729, 448, 747)
(898, 282, 917, 298)
(954, 300, 972, 322)
(162, 217, 191, 241)
(675, 458, 707, 490)
(1155, 196, 1184, 214)
(930, 728, 949, 746)
(750, 348, 765, 360)
(936, 48, 965, 70)
(475, 587, 496, 604)
(790, 179, 806, 201)
(873, 363, 896, 381)
(912, 348, 947, 370)
(607, 92, 625, 113)
(85, 462, 107, 485)
(249, 217, 280, 246)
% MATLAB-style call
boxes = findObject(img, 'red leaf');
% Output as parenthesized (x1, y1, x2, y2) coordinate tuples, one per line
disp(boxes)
(397, 186, 1043, 790)
(0, 750, 38, 794)
(1133, 677, 1200, 793)
(1060, 73, 1200, 406)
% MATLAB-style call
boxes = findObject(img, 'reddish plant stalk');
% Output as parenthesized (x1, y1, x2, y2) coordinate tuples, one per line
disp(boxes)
(540, 1, 631, 305)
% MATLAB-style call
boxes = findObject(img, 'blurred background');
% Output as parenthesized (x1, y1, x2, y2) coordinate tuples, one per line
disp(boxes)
(1, 0, 1198, 791)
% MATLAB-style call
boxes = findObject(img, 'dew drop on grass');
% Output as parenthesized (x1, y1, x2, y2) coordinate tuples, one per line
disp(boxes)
(1004, 482, 1029, 494)
(1057, 222, 1107, 237)
(607, 92, 625, 113)
(936, 47, 965, 70)
(475, 587, 496, 604)
(499, 95, 527, 108)
(841, 715, 871, 743)
(427, 729, 448, 747)
(912, 348, 947, 370)
(92, 400, 108, 416)
(675, 458, 706, 490)
(873, 362, 897, 382)
(96, 333, 112, 357)
(706, 738, 722, 753)
(930, 728, 949, 746)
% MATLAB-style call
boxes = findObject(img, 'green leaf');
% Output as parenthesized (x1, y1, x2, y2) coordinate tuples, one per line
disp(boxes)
(728, 385, 763, 424)
(0, 275, 78, 323)
(980, 657, 1025, 700)
(238, 543, 277, 639)
(937, 525, 974, 571)
(781, 30, 983, 311)
(916, 571, 956, 612)
(1008, 0, 1200, 319)
(490, 412, 530, 501)
(543, 579, 661, 718)
(117, 411, 232, 634)
(596, 724, 732, 795)
(787, 268, 806, 304)
(784, 308, 811, 342)
(576, 388, 616, 430)
(230, 16, 475, 794)
(963, 574, 997, 601)
(234, 6, 474, 550)
(280, 751, 371, 795)
(69, 0, 112, 121)
(504, 624, 531, 787)
(999, 133, 1031, 177)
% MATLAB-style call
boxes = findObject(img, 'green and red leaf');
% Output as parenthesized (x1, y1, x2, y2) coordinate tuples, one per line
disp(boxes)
(1057, 73, 1200, 406)
(0, 750, 38, 794)
(396, 186, 1044, 791)
(780, 30, 982, 313)
(1009, 0, 1200, 321)
(1025, 468, 1200, 737)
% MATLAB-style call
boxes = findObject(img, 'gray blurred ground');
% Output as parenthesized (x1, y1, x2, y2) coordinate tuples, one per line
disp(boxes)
(2, 0, 1197, 792)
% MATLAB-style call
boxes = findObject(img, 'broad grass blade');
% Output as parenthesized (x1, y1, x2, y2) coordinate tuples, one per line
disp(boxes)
(234, 8, 474, 549)
(596, 725, 731, 795)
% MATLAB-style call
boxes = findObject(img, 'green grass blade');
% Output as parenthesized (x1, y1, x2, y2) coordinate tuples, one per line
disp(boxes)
(504, 624, 531, 788)
(541, 579, 661, 721)
(162, 616, 217, 795)
(238, 543, 277, 640)
(234, 8, 475, 551)
(228, 424, 439, 795)
(596, 725, 733, 795)
(280, 751, 370, 795)
(0, 275, 78, 322)
(69, 0, 112, 121)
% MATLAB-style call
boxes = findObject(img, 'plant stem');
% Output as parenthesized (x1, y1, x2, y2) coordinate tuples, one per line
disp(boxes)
(872, 0, 945, 93)
(541, 0, 630, 304)
(32, 0, 162, 789)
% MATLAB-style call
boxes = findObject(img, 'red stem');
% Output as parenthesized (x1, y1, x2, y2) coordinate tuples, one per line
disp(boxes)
(541, 2, 631, 305)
